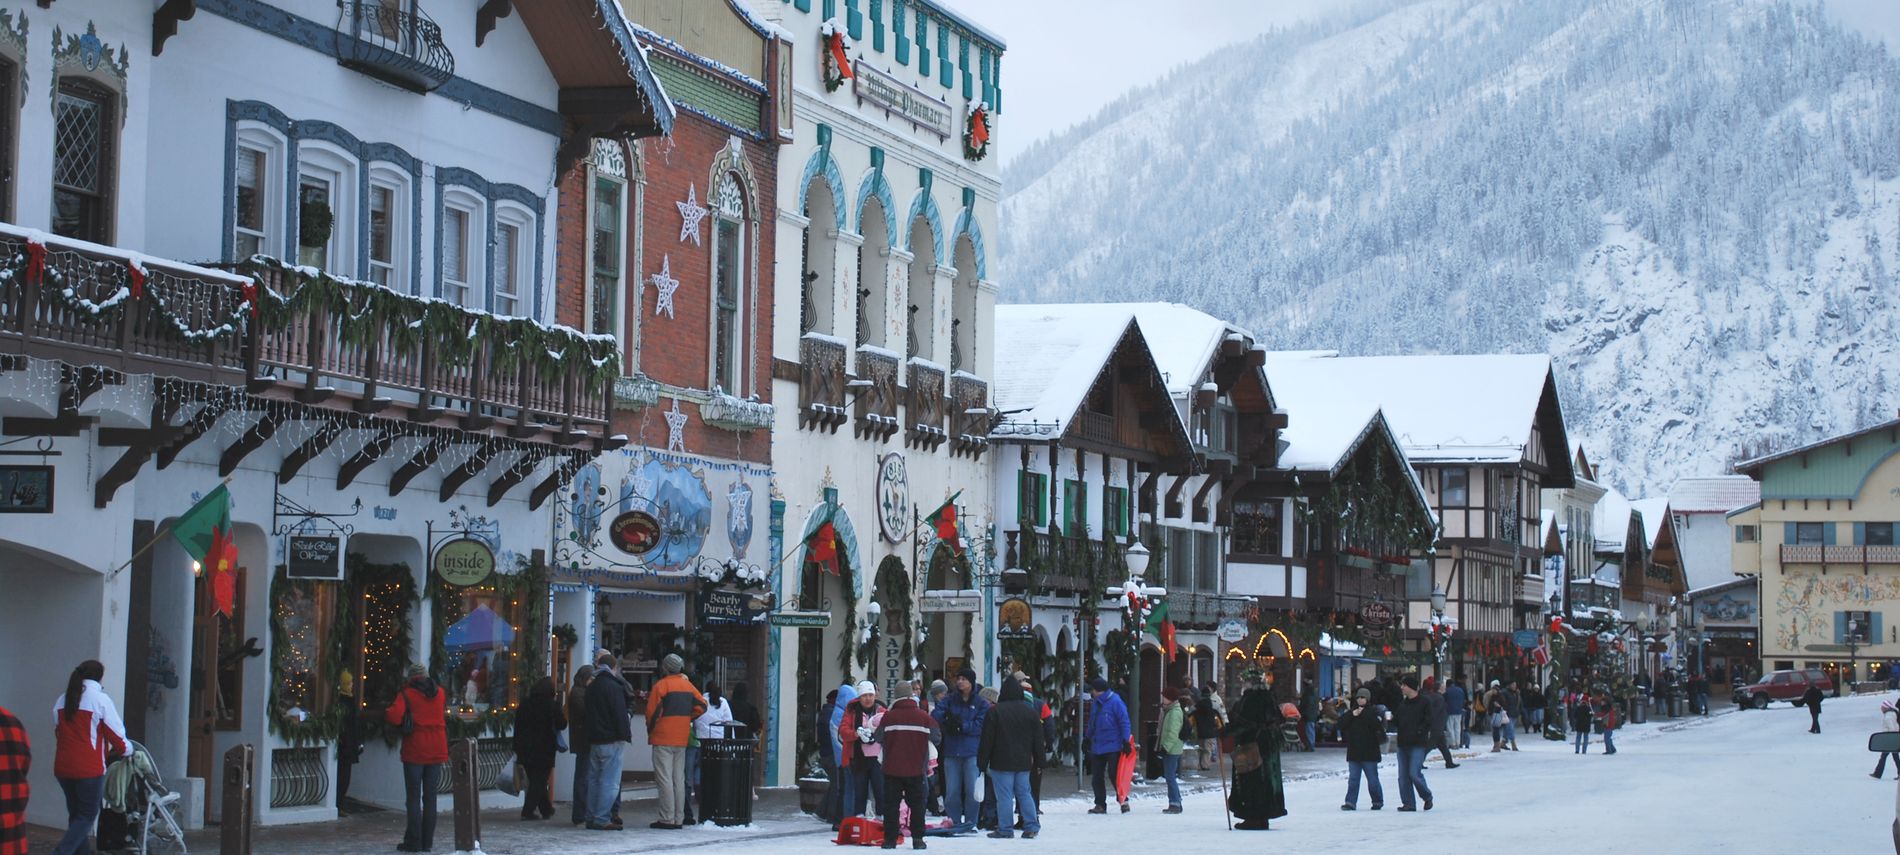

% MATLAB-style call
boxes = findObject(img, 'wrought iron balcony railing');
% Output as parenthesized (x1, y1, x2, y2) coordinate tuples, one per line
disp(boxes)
(1781, 544, 1900, 566)
(336, 1, 456, 93)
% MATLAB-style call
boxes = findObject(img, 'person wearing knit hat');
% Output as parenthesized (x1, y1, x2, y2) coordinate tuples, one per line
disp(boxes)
(839, 681, 887, 822)
(645, 654, 705, 828)
(1083, 678, 1132, 813)
(1340, 687, 1385, 810)
(934, 666, 990, 832)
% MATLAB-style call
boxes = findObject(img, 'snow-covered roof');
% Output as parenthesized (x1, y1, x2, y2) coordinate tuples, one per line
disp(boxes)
(1260, 352, 1558, 464)
(1319, 632, 1364, 657)
(1257, 352, 1382, 472)
(1668, 476, 1760, 514)
(1121, 303, 1253, 395)
(1594, 487, 1633, 551)
(1734, 416, 1900, 475)
(991, 305, 1187, 440)
(1687, 577, 1755, 598)
(1629, 497, 1671, 551)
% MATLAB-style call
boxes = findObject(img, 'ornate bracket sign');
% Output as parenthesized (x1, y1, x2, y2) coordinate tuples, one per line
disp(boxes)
(286, 535, 341, 580)
(996, 597, 1034, 640)
(609, 510, 663, 556)
(920, 589, 980, 613)
(434, 538, 495, 586)
(877, 452, 909, 543)
(769, 610, 832, 628)
(1217, 618, 1249, 644)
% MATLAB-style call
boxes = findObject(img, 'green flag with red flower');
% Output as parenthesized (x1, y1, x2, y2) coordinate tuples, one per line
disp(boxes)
(925, 492, 962, 555)
(172, 485, 239, 615)
(805, 507, 841, 576)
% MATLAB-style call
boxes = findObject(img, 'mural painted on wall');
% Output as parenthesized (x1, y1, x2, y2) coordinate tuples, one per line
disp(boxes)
(727, 480, 754, 559)
(573, 464, 604, 544)
(1774, 569, 1900, 649)
(640, 457, 713, 572)
(1698, 593, 1756, 624)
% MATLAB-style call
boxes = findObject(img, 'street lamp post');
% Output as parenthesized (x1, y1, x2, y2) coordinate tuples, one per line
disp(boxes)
(1429, 585, 1450, 680)
(1848, 617, 1863, 697)
(1106, 541, 1156, 778)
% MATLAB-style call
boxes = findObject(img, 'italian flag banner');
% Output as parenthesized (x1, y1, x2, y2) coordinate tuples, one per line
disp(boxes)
(172, 485, 239, 616)
(925, 492, 962, 554)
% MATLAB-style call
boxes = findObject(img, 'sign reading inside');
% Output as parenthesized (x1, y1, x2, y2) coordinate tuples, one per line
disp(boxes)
(701, 588, 766, 626)
(769, 610, 832, 628)
(286, 535, 341, 579)
(434, 538, 495, 586)
(852, 61, 953, 139)
(920, 589, 981, 614)
(609, 510, 663, 556)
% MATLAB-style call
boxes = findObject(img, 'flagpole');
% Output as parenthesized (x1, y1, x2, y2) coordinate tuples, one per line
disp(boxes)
(106, 476, 235, 581)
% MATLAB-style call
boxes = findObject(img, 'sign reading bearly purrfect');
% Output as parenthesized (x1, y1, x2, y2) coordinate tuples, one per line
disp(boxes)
(434, 538, 495, 586)
(608, 510, 663, 556)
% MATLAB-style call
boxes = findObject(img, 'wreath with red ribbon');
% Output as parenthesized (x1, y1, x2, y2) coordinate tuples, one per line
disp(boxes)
(963, 103, 991, 161)
(820, 20, 854, 92)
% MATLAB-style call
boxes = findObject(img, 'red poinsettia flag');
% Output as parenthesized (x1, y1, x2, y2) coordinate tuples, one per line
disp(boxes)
(808, 518, 841, 576)
(925, 492, 962, 554)
(171, 485, 239, 616)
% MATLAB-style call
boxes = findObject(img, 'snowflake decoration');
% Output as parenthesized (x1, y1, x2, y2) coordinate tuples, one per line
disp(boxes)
(676, 183, 708, 245)
(650, 255, 679, 319)
(663, 397, 689, 452)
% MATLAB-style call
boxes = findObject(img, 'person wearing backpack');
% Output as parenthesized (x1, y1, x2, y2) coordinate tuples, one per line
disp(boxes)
(1339, 688, 1386, 811)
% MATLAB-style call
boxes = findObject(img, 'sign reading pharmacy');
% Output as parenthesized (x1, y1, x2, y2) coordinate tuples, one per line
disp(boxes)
(852, 61, 952, 139)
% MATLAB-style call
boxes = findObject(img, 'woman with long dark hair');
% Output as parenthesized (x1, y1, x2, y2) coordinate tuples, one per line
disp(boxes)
(512, 676, 567, 820)
(51, 659, 125, 855)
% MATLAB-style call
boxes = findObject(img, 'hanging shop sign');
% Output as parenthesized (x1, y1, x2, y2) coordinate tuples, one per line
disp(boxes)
(0, 465, 54, 513)
(434, 538, 495, 586)
(285, 535, 341, 580)
(1513, 629, 1541, 649)
(701, 588, 767, 626)
(1217, 618, 1250, 644)
(996, 597, 1034, 640)
(609, 510, 663, 556)
(769, 610, 833, 628)
(920, 589, 981, 614)
(852, 60, 953, 139)
(877, 453, 910, 543)
(1361, 601, 1394, 628)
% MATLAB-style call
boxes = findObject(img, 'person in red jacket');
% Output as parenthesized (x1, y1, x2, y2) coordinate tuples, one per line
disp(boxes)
(0, 704, 30, 855)
(52, 660, 124, 855)
(874, 695, 939, 850)
(384, 663, 448, 853)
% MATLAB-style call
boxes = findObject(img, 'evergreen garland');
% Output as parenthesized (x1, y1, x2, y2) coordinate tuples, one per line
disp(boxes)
(265, 555, 417, 746)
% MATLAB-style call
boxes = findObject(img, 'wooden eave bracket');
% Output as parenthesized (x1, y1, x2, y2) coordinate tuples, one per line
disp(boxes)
(388, 436, 453, 497)
(219, 411, 287, 477)
(439, 444, 500, 502)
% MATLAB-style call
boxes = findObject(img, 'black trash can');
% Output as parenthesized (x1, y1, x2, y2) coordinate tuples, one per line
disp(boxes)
(1628, 698, 1647, 724)
(699, 723, 754, 826)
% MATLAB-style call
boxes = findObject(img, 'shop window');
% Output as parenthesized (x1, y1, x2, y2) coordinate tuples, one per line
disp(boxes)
(597, 621, 680, 707)
(52, 78, 116, 243)
(269, 569, 337, 731)
(434, 572, 538, 720)
(345, 556, 418, 716)
(1233, 500, 1281, 555)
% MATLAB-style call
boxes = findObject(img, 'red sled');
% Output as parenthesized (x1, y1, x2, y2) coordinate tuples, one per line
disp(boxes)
(834, 816, 903, 846)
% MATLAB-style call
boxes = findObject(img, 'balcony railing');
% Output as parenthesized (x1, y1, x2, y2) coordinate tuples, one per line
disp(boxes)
(1012, 529, 1128, 593)
(798, 333, 847, 431)
(949, 371, 989, 458)
(854, 345, 899, 441)
(906, 358, 946, 450)
(1514, 573, 1547, 606)
(0, 230, 617, 442)
(1170, 591, 1256, 629)
(336, 1, 455, 93)
(1781, 544, 1900, 566)
(1076, 410, 1114, 446)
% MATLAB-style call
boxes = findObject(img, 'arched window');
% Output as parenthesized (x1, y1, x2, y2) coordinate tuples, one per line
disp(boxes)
(951, 235, 978, 373)
(905, 216, 934, 360)
(586, 138, 632, 340)
(710, 169, 748, 393)
(801, 175, 838, 335)
(856, 197, 889, 348)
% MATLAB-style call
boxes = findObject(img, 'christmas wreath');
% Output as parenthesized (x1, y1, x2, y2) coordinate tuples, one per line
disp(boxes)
(820, 19, 854, 92)
(963, 103, 991, 162)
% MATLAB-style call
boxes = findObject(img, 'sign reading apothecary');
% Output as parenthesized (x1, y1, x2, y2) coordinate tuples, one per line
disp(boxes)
(434, 538, 495, 586)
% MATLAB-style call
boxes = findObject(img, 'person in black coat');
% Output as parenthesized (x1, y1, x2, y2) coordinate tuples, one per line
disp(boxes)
(1192, 696, 1223, 770)
(1392, 675, 1434, 812)
(513, 676, 568, 820)
(1803, 684, 1824, 733)
(1338, 688, 1385, 810)
(977, 680, 1044, 838)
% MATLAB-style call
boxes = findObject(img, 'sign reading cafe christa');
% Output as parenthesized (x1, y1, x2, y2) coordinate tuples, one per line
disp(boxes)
(853, 61, 952, 139)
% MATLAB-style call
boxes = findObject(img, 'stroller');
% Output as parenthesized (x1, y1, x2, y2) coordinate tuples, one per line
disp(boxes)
(100, 740, 189, 854)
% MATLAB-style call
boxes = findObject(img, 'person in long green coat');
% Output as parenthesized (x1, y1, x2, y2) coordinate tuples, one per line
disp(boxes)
(1220, 686, 1288, 830)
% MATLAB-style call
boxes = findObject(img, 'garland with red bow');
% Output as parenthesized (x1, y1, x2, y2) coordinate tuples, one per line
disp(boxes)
(963, 103, 991, 162)
(12, 239, 255, 343)
(820, 19, 854, 92)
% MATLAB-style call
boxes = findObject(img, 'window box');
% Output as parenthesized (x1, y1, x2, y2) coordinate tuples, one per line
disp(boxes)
(700, 391, 774, 432)
(613, 375, 664, 411)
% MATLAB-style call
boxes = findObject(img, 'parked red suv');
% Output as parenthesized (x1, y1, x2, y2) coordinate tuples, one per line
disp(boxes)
(1733, 669, 1834, 709)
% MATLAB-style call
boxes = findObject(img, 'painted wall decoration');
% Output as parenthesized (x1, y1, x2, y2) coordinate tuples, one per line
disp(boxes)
(572, 463, 603, 544)
(1774, 569, 1900, 649)
(727, 480, 755, 558)
(877, 453, 909, 543)
(1698, 593, 1756, 623)
(640, 456, 713, 572)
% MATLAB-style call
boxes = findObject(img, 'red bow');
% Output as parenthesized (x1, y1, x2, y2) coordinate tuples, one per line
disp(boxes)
(828, 31, 854, 80)
(24, 240, 45, 287)
(240, 279, 259, 318)
(127, 261, 146, 300)
(969, 108, 990, 147)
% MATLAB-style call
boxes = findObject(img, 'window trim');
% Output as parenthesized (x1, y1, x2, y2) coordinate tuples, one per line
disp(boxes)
(492, 203, 534, 317)
(51, 76, 119, 244)
(440, 190, 484, 308)
(365, 166, 411, 291)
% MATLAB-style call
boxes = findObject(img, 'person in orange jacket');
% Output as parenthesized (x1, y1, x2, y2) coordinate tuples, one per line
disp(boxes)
(384, 663, 448, 852)
(645, 654, 705, 829)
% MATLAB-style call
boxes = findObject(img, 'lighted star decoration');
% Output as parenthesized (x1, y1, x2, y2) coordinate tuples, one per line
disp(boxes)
(677, 183, 708, 245)
(650, 255, 679, 319)
(663, 397, 689, 452)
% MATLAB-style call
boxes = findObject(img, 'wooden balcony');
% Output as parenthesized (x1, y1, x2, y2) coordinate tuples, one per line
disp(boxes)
(1307, 553, 1406, 615)
(797, 333, 847, 431)
(1514, 573, 1548, 607)
(949, 372, 989, 458)
(1781, 544, 1900, 567)
(905, 359, 947, 450)
(853, 346, 899, 441)
(1011, 528, 1128, 593)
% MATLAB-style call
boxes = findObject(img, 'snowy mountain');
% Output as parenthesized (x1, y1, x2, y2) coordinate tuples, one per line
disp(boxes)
(998, 0, 1900, 496)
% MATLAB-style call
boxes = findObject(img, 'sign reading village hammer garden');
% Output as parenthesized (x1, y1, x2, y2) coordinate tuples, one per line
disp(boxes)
(853, 61, 952, 139)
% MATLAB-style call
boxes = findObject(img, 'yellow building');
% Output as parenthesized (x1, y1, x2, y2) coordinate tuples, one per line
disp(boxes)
(1732, 417, 1900, 686)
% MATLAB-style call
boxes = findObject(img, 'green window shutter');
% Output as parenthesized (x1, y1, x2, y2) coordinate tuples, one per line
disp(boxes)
(1836, 611, 1848, 644)
(824, 0, 836, 21)
(1824, 523, 1837, 546)
(916, 14, 929, 70)
(938, 28, 952, 87)
(870, 0, 884, 50)
(1875, 612, 1886, 644)
(1854, 522, 1867, 546)
(1784, 522, 1797, 545)
(979, 46, 993, 105)
(992, 52, 1003, 111)
(1038, 474, 1050, 526)
(959, 36, 972, 98)
(795, 0, 812, 12)
(1017, 471, 1030, 526)
(894, 0, 909, 63)
(847, 0, 863, 38)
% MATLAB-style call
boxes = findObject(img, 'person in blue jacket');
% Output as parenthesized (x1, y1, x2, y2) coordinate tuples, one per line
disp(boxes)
(932, 667, 989, 833)
(825, 679, 858, 830)
(1083, 677, 1132, 814)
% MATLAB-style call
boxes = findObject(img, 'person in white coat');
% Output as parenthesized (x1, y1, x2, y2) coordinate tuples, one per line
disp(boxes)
(1873, 700, 1900, 779)
(686, 684, 734, 823)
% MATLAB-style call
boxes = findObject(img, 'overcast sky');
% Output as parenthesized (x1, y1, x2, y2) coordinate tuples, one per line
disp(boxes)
(950, 0, 1350, 162)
